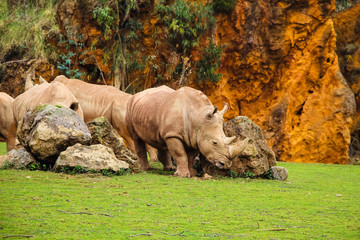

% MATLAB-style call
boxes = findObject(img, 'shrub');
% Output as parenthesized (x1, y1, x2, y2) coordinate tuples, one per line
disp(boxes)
(227, 170, 239, 178)
(196, 39, 223, 85)
(241, 171, 255, 179)
(1, 161, 14, 170)
(212, 0, 237, 13)
(56, 30, 87, 79)
(155, 0, 215, 54)
(93, 5, 115, 39)
(335, 0, 359, 11)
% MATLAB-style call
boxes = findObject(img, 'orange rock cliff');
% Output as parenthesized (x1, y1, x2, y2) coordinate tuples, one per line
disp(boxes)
(1, 0, 359, 164)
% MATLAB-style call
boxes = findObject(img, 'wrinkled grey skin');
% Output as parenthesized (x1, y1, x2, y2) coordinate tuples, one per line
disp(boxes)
(126, 86, 247, 177)
(13, 81, 83, 123)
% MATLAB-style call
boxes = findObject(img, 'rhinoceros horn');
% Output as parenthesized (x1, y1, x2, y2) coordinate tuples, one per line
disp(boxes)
(25, 71, 35, 91)
(229, 137, 249, 159)
(224, 136, 236, 145)
(219, 103, 229, 116)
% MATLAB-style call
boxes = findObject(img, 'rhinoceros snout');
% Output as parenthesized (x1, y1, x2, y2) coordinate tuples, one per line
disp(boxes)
(215, 161, 225, 169)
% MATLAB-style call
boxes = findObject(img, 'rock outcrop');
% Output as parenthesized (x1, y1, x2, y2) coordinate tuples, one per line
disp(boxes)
(1, 0, 359, 165)
(54, 143, 129, 172)
(203, 1, 356, 164)
(17, 104, 91, 163)
(333, 3, 360, 164)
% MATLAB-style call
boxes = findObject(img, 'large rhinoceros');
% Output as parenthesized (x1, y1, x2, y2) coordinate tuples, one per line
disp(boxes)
(126, 85, 248, 177)
(13, 80, 84, 123)
(53, 75, 158, 162)
(0, 92, 16, 151)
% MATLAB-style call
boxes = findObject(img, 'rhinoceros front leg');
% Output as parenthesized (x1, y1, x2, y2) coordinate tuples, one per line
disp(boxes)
(157, 149, 176, 171)
(166, 138, 190, 177)
(133, 139, 150, 170)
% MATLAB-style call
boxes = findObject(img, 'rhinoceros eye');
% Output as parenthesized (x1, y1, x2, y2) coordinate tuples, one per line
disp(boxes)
(212, 140, 217, 145)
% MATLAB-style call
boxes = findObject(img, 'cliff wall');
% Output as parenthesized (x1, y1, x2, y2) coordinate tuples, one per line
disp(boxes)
(0, 0, 358, 164)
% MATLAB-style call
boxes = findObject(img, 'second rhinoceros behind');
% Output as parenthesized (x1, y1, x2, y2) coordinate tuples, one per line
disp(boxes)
(126, 85, 248, 177)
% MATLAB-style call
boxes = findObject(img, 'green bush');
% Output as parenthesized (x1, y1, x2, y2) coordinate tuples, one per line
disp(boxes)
(93, 5, 115, 39)
(227, 170, 239, 178)
(241, 170, 255, 179)
(335, 0, 359, 11)
(155, 0, 215, 54)
(196, 39, 223, 84)
(212, 0, 237, 13)
(56, 30, 87, 79)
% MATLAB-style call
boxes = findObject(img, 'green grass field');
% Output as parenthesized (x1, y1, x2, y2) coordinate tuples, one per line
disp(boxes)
(0, 142, 6, 156)
(0, 162, 359, 239)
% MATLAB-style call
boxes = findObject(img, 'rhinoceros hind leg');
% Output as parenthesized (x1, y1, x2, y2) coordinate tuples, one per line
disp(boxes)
(1, 123, 16, 152)
(134, 139, 150, 170)
(146, 145, 158, 162)
(158, 149, 176, 171)
(187, 150, 199, 177)
(166, 138, 190, 177)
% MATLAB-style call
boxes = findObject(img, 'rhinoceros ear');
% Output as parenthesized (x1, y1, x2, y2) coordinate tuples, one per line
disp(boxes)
(213, 106, 218, 115)
(70, 102, 79, 111)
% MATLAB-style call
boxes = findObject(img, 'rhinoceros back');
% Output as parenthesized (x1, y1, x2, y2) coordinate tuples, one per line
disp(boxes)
(126, 86, 213, 150)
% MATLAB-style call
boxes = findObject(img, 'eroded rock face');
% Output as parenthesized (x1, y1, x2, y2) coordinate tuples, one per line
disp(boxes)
(202, 0, 356, 164)
(333, 3, 360, 164)
(55, 0, 115, 82)
(86, 117, 140, 172)
(54, 143, 129, 172)
(2, 0, 358, 165)
(17, 104, 91, 163)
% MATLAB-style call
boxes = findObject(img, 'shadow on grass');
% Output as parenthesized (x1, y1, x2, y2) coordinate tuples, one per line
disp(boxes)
(147, 161, 175, 176)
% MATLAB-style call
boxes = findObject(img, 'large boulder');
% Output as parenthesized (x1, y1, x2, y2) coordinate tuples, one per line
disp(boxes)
(54, 143, 129, 172)
(17, 104, 91, 163)
(200, 116, 277, 177)
(86, 117, 140, 172)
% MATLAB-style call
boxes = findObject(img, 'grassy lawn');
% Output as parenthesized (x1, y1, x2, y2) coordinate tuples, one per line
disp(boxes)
(0, 142, 6, 156)
(0, 162, 359, 239)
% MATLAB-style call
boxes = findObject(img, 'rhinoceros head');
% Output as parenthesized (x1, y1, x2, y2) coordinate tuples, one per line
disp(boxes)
(197, 103, 248, 169)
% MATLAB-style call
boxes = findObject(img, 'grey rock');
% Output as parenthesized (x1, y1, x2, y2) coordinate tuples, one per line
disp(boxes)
(7, 148, 37, 169)
(271, 166, 288, 181)
(54, 143, 129, 172)
(17, 104, 91, 163)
